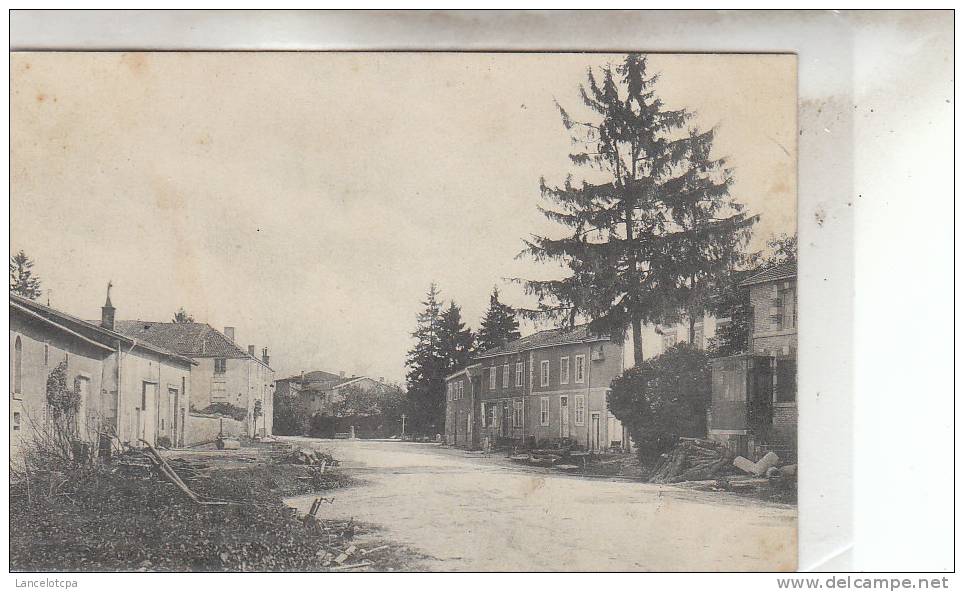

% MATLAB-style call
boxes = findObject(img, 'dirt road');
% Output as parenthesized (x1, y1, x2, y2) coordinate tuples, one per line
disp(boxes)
(282, 437, 796, 571)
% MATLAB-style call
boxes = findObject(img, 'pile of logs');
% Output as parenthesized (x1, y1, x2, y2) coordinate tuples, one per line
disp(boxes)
(288, 448, 339, 467)
(649, 438, 734, 484)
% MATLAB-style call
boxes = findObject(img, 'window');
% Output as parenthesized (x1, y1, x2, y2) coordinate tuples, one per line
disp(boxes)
(560, 356, 570, 384)
(694, 322, 705, 350)
(447, 383, 453, 401)
(540, 397, 550, 426)
(13, 336, 22, 396)
(458, 380, 464, 400)
(515, 362, 523, 387)
(574, 395, 586, 426)
(484, 402, 497, 428)
(489, 367, 497, 390)
(574, 355, 586, 383)
(502, 364, 510, 388)
(214, 358, 227, 374)
(12, 411, 21, 431)
(512, 400, 523, 428)
(540, 360, 550, 387)
(44, 343, 49, 366)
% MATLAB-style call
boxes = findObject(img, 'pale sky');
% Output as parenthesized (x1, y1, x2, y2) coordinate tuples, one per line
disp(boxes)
(10, 52, 796, 383)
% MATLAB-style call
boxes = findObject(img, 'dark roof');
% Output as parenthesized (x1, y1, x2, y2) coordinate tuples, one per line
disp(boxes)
(10, 294, 195, 366)
(112, 321, 266, 367)
(740, 262, 797, 287)
(474, 323, 609, 359)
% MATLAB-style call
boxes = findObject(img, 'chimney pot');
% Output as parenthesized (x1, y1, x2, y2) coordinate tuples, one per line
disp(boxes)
(224, 327, 236, 342)
(262, 347, 270, 366)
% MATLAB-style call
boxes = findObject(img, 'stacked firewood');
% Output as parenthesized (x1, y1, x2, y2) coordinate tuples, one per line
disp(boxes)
(649, 438, 734, 484)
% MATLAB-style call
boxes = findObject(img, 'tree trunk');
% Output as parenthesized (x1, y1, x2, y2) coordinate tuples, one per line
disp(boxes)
(689, 315, 697, 344)
(631, 319, 644, 367)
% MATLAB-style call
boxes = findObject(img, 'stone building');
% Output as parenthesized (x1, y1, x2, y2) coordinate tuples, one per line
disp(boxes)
(445, 325, 629, 451)
(111, 321, 274, 437)
(709, 262, 798, 459)
(9, 291, 195, 463)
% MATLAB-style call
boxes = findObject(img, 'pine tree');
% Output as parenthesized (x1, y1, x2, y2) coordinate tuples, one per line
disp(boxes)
(404, 283, 447, 435)
(476, 287, 521, 353)
(9, 250, 42, 300)
(521, 54, 756, 365)
(438, 301, 475, 372)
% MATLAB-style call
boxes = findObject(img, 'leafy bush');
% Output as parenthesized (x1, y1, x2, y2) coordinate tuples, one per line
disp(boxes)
(607, 344, 711, 467)
(273, 393, 311, 436)
(197, 402, 248, 422)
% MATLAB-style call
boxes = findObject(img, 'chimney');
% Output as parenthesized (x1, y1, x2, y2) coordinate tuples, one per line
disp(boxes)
(224, 326, 236, 342)
(262, 347, 270, 367)
(248, 345, 256, 357)
(379, 377, 385, 383)
(339, 371, 345, 378)
(100, 281, 115, 330)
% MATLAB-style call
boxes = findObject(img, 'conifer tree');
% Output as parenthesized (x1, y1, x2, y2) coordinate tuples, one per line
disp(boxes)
(476, 287, 521, 353)
(438, 301, 475, 372)
(521, 54, 755, 365)
(9, 250, 42, 300)
(404, 283, 446, 434)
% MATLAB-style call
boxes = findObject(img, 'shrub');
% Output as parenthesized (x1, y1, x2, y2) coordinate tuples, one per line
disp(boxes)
(273, 393, 311, 436)
(607, 344, 711, 467)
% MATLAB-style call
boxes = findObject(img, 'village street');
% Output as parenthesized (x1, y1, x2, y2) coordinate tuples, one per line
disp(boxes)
(281, 437, 797, 571)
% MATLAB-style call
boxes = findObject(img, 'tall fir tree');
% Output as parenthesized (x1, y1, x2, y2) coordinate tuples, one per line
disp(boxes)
(9, 250, 42, 300)
(476, 287, 521, 353)
(521, 54, 755, 365)
(438, 301, 475, 372)
(404, 283, 447, 434)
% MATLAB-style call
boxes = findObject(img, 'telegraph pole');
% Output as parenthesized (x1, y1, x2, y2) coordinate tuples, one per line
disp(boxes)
(400, 413, 406, 438)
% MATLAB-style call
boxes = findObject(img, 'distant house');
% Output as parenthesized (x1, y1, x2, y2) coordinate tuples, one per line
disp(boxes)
(111, 321, 275, 437)
(446, 324, 628, 451)
(276, 370, 388, 417)
(10, 291, 195, 462)
(708, 262, 797, 460)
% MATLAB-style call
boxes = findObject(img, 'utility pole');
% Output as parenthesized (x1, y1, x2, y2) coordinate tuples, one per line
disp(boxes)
(400, 413, 406, 438)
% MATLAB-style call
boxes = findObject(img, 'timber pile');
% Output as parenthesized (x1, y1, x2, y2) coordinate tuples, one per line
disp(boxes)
(288, 447, 340, 467)
(649, 438, 733, 484)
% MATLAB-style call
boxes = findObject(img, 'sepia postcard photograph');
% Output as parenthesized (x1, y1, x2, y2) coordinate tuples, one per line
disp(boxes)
(8, 46, 799, 573)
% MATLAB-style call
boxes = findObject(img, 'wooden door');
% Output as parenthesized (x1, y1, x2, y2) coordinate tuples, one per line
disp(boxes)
(141, 382, 158, 445)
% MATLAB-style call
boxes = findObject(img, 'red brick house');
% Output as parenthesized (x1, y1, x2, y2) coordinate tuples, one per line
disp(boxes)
(709, 262, 797, 459)
(445, 325, 629, 451)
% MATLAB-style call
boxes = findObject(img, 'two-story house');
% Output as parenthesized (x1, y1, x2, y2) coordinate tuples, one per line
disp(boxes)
(708, 262, 797, 459)
(111, 322, 275, 438)
(445, 324, 629, 451)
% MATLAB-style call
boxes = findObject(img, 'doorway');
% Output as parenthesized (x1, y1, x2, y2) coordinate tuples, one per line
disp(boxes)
(559, 395, 570, 438)
(141, 382, 158, 445)
(590, 412, 601, 451)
